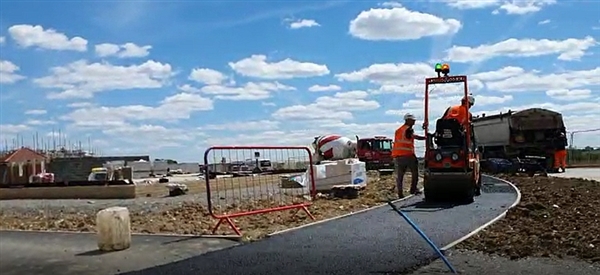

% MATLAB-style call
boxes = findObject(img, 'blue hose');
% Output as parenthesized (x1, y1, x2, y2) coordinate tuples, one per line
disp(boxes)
(388, 201, 458, 274)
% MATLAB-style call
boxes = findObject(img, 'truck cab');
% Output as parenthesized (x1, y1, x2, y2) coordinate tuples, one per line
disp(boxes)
(356, 136, 394, 170)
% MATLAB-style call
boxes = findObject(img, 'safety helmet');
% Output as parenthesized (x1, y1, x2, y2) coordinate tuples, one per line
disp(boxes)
(404, 113, 416, 121)
(462, 95, 475, 105)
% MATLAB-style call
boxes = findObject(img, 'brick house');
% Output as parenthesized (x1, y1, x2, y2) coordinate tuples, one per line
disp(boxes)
(0, 147, 48, 184)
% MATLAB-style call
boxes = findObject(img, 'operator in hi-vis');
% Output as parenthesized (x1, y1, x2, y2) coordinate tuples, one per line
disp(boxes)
(553, 129, 568, 173)
(392, 113, 427, 198)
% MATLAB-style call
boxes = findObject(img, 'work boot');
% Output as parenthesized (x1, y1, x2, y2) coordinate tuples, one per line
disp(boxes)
(398, 192, 405, 199)
(410, 189, 422, 195)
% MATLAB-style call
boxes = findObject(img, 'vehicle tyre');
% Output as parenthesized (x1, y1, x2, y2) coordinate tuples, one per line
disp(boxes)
(475, 171, 482, 196)
(462, 187, 475, 204)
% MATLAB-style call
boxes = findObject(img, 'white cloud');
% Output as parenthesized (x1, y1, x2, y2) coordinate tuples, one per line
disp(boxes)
(538, 19, 551, 25)
(0, 60, 26, 84)
(34, 59, 174, 99)
(198, 81, 296, 101)
(0, 36, 5, 45)
(95, 42, 152, 58)
(443, 0, 556, 15)
(0, 124, 31, 134)
(201, 120, 280, 131)
(24, 109, 47, 115)
(545, 89, 592, 101)
(336, 62, 432, 84)
(61, 93, 213, 128)
(335, 62, 485, 95)
(446, 36, 598, 63)
(229, 55, 329, 79)
(496, 0, 556, 15)
(349, 6, 461, 41)
(103, 124, 200, 148)
(67, 102, 94, 108)
(485, 67, 600, 92)
(189, 68, 227, 85)
(262, 102, 276, 107)
(308, 84, 342, 92)
(444, 0, 501, 9)
(470, 66, 525, 81)
(8, 24, 87, 51)
(272, 91, 379, 122)
(26, 119, 57, 126)
(289, 19, 320, 29)
(380, 1, 403, 8)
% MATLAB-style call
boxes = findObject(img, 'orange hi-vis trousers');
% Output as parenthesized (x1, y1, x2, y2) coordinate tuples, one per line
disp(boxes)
(554, 149, 567, 169)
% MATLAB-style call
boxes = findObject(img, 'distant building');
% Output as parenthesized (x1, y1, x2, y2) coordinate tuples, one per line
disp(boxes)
(0, 147, 48, 184)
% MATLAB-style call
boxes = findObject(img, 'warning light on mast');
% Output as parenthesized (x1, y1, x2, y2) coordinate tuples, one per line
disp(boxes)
(441, 63, 450, 75)
(435, 63, 451, 77)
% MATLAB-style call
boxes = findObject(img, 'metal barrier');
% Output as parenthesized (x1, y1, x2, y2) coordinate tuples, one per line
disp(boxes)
(203, 146, 316, 235)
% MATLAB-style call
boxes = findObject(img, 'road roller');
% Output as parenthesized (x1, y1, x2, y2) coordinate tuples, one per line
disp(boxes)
(421, 63, 482, 203)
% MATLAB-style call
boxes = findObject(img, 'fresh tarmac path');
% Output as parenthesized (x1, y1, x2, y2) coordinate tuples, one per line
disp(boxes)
(0, 176, 518, 275)
(123, 176, 518, 275)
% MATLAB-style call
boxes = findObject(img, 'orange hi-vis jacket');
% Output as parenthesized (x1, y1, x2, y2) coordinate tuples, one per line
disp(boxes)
(443, 105, 470, 125)
(392, 125, 415, 157)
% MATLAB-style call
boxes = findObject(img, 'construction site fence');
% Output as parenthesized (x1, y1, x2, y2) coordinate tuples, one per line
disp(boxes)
(567, 148, 600, 166)
(203, 146, 316, 236)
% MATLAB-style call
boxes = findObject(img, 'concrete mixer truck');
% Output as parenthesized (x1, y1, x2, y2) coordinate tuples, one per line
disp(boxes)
(312, 135, 394, 173)
(311, 135, 357, 164)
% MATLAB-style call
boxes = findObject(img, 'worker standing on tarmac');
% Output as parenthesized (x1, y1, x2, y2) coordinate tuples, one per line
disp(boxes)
(392, 113, 427, 198)
(553, 130, 568, 173)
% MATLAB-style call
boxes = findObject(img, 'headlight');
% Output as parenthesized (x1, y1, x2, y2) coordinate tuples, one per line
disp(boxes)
(435, 153, 443, 161)
(451, 153, 459, 161)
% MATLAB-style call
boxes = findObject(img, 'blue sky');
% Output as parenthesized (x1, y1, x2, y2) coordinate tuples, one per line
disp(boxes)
(1, 0, 599, 161)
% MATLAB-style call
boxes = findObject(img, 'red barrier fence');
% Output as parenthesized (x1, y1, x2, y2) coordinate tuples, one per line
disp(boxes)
(203, 146, 317, 235)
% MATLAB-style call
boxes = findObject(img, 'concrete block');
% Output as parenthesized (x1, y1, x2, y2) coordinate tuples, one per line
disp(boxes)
(96, 207, 131, 252)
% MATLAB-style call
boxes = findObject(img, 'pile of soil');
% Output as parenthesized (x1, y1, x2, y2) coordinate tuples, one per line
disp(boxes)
(459, 175, 600, 262)
(0, 172, 416, 241)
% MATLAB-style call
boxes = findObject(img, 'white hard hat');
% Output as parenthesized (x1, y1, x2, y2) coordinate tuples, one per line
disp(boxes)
(404, 113, 416, 120)
(464, 95, 475, 105)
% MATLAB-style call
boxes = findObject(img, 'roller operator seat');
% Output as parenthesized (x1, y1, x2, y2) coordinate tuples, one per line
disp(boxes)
(434, 118, 465, 149)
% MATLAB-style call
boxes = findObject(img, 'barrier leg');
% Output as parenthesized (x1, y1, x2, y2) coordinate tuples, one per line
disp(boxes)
(301, 205, 316, 220)
(212, 217, 242, 236)
(387, 201, 457, 274)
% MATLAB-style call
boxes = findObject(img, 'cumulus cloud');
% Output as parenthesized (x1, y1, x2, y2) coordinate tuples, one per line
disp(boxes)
(446, 36, 598, 62)
(34, 60, 174, 99)
(8, 24, 87, 51)
(349, 6, 461, 41)
(95, 42, 152, 58)
(229, 55, 329, 79)
(0, 60, 26, 84)
(288, 19, 320, 29)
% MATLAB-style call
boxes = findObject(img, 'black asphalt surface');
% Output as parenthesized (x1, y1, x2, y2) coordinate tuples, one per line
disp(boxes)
(122, 176, 518, 275)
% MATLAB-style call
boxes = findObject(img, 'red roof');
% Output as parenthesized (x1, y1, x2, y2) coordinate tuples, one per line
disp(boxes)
(0, 147, 47, 163)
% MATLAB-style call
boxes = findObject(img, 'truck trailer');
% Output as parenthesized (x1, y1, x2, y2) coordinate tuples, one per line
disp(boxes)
(472, 108, 567, 172)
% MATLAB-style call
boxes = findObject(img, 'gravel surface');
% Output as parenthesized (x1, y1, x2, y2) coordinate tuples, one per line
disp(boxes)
(119, 176, 517, 275)
(407, 249, 600, 275)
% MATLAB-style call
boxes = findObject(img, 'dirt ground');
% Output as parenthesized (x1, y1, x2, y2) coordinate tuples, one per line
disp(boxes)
(0, 172, 420, 241)
(458, 174, 600, 263)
